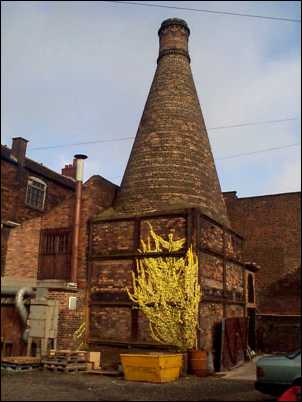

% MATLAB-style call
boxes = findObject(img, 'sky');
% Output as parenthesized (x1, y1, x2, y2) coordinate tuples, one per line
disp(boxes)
(1, 1, 301, 197)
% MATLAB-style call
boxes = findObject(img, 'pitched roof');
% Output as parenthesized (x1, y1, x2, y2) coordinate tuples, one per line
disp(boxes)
(1, 144, 75, 190)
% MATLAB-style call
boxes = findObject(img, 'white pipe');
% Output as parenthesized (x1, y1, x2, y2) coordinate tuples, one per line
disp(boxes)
(1, 287, 35, 342)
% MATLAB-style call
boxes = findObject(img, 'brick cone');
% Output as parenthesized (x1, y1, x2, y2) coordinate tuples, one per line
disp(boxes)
(114, 18, 230, 226)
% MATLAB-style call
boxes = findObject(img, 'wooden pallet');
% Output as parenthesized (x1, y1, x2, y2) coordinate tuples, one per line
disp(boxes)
(2, 356, 41, 365)
(48, 350, 87, 358)
(1, 362, 41, 371)
(43, 356, 86, 364)
(43, 363, 87, 373)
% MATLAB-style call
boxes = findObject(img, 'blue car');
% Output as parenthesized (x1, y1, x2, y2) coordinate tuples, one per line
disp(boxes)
(255, 350, 301, 396)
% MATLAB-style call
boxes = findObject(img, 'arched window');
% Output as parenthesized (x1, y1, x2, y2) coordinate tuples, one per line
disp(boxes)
(248, 273, 254, 303)
(25, 176, 47, 210)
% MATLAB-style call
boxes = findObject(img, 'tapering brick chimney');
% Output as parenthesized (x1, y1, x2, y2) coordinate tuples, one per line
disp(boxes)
(114, 18, 230, 226)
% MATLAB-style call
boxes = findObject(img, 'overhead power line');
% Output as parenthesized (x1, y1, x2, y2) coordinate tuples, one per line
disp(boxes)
(105, 1, 301, 23)
(106, 142, 301, 181)
(208, 117, 298, 131)
(29, 117, 299, 150)
(217, 142, 301, 161)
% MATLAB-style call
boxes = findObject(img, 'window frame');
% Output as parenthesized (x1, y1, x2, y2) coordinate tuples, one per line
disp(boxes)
(25, 176, 47, 211)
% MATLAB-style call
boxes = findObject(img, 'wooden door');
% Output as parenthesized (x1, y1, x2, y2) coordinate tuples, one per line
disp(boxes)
(38, 228, 72, 280)
(220, 317, 248, 371)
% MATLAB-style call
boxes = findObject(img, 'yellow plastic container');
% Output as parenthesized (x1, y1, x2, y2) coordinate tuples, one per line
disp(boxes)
(120, 353, 183, 383)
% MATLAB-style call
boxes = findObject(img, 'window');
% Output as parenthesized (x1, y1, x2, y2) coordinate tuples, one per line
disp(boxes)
(25, 177, 47, 210)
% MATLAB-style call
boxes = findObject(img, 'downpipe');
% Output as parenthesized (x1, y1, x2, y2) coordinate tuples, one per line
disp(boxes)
(1, 287, 35, 342)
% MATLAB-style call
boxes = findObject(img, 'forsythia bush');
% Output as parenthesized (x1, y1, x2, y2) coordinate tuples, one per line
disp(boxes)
(126, 223, 201, 351)
(72, 322, 86, 350)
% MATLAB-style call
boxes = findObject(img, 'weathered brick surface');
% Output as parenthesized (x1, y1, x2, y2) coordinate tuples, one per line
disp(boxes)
(90, 307, 132, 341)
(4, 216, 42, 279)
(199, 303, 224, 351)
(225, 232, 243, 261)
(114, 19, 230, 227)
(256, 315, 301, 353)
(200, 254, 223, 284)
(224, 192, 301, 314)
(90, 260, 134, 293)
(257, 267, 300, 314)
(48, 290, 85, 350)
(200, 219, 224, 253)
(140, 216, 187, 248)
(1, 152, 74, 225)
(1, 160, 17, 221)
(137, 310, 160, 343)
(92, 221, 135, 255)
(225, 262, 243, 292)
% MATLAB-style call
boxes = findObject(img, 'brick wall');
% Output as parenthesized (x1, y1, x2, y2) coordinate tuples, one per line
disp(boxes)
(1, 157, 74, 224)
(48, 289, 85, 350)
(2, 174, 117, 350)
(224, 191, 301, 314)
(5, 216, 42, 279)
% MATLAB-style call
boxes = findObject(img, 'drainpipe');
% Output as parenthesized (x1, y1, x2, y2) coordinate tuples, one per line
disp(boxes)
(70, 154, 87, 286)
(1, 287, 35, 342)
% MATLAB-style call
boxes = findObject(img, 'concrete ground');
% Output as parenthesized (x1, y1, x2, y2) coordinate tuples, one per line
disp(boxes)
(1, 359, 274, 402)
(222, 356, 261, 381)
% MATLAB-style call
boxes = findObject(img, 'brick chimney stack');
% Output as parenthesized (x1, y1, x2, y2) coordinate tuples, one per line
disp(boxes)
(114, 18, 230, 227)
(11, 137, 28, 166)
(61, 160, 76, 179)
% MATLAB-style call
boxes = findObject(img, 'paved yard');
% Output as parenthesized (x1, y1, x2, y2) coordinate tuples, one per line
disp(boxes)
(1, 367, 274, 401)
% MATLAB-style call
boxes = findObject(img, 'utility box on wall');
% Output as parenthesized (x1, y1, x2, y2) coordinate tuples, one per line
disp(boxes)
(28, 299, 59, 339)
(28, 290, 59, 340)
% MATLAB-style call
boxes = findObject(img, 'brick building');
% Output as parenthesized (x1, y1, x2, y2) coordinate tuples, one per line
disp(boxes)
(223, 191, 301, 352)
(1, 137, 118, 355)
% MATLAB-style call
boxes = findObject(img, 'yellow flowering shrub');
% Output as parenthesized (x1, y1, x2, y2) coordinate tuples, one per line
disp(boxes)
(126, 223, 201, 351)
(72, 322, 86, 350)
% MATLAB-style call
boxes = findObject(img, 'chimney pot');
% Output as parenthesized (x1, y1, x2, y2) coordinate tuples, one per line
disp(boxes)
(74, 154, 88, 182)
(11, 137, 28, 165)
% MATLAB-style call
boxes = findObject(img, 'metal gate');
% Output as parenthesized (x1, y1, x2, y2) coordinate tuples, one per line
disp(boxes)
(38, 228, 72, 281)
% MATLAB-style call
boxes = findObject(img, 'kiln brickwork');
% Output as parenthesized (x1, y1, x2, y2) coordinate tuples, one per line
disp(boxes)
(88, 208, 248, 357)
(86, 19, 255, 365)
(114, 18, 230, 227)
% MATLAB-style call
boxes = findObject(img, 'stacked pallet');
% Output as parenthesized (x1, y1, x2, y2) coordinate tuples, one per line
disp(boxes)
(1, 356, 42, 371)
(42, 350, 88, 373)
